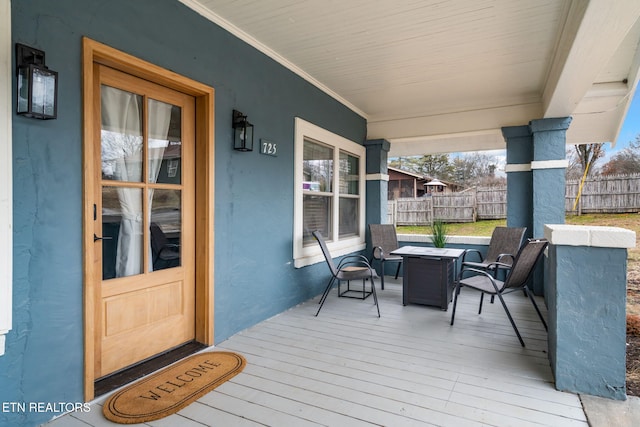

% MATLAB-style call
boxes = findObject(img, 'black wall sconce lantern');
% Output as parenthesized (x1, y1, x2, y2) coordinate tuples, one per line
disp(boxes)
(16, 43, 58, 120)
(232, 109, 254, 151)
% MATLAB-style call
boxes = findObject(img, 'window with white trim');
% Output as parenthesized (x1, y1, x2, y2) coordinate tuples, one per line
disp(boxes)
(294, 118, 366, 268)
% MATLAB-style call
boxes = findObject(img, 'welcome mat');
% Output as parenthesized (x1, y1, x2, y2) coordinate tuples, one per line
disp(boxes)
(103, 351, 246, 424)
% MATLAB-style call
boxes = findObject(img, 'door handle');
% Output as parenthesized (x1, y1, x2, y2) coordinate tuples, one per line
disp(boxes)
(94, 233, 113, 242)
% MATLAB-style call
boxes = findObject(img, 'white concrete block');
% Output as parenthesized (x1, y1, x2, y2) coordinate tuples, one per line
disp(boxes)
(544, 224, 636, 248)
(544, 224, 591, 246)
(590, 226, 636, 248)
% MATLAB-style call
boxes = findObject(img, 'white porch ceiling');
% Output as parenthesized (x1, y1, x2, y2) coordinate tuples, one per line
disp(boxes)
(181, 0, 640, 156)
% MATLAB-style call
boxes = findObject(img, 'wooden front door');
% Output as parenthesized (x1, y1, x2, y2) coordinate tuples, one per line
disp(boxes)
(91, 64, 196, 379)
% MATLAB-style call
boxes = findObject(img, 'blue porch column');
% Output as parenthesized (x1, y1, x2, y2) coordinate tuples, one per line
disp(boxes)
(503, 117, 571, 295)
(545, 224, 635, 400)
(365, 139, 391, 225)
(502, 125, 533, 237)
(531, 118, 571, 295)
(530, 118, 571, 239)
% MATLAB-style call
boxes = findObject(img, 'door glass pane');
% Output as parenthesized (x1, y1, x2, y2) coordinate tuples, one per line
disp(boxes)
(303, 139, 333, 192)
(339, 151, 359, 195)
(100, 85, 143, 182)
(149, 100, 182, 184)
(150, 189, 181, 271)
(102, 186, 143, 279)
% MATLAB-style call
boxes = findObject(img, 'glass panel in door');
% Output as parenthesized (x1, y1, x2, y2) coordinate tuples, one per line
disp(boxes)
(100, 86, 183, 279)
(100, 85, 145, 279)
(100, 86, 143, 182)
(101, 187, 143, 279)
(150, 103, 182, 185)
(150, 189, 181, 271)
(148, 99, 182, 272)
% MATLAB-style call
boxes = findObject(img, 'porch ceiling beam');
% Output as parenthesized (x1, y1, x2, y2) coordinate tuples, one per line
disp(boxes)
(387, 130, 505, 158)
(372, 103, 542, 157)
(566, 80, 639, 146)
(543, 0, 640, 119)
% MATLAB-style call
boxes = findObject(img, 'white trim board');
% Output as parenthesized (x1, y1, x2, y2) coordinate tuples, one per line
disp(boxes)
(505, 160, 569, 173)
(531, 160, 569, 170)
(505, 163, 532, 173)
(366, 173, 389, 181)
(0, 0, 13, 356)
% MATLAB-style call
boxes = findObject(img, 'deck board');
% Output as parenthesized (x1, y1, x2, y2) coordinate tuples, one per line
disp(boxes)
(46, 278, 588, 427)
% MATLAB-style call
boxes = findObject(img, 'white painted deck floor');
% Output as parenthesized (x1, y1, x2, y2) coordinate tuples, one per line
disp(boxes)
(46, 277, 588, 427)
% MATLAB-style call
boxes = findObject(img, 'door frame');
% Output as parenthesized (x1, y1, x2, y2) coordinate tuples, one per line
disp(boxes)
(82, 37, 215, 401)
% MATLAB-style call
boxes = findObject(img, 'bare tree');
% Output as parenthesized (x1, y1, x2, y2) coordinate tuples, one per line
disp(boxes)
(568, 143, 605, 215)
(569, 143, 604, 179)
(565, 148, 583, 179)
(390, 155, 454, 180)
(452, 152, 499, 186)
(601, 135, 640, 175)
(390, 151, 501, 187)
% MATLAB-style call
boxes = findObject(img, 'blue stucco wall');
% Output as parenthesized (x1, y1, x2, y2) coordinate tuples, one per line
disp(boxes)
(2, 1, 366, 426)
(547, 245, 627, 400)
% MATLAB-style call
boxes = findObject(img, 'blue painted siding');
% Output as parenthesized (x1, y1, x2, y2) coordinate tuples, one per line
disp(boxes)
(2, 1, 366, 426)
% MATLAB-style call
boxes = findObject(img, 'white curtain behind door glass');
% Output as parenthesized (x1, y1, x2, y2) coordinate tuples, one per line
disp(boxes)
(147, 99, 173, 271)
(101, 87, 172, 277)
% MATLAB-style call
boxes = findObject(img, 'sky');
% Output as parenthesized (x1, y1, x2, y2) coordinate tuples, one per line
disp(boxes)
(592, 89, 640, 165)
(615, 89, 640, 151)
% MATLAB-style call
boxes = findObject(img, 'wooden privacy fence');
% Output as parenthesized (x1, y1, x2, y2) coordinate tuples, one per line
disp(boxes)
(388, 192, 479, 225)
(390, 198, 431, 225)
(389, 190, 497, 225)
(388, 174, 640, 225)
(389, 193, 479, 225)
(566, 173, 640, 214)
(476, 187, 507, 219)
(433, 191, 476, 223)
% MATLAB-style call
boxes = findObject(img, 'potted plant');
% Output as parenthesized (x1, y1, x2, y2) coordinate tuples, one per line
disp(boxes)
(431, 220, 448, 248)
(429, 219, 455, 308)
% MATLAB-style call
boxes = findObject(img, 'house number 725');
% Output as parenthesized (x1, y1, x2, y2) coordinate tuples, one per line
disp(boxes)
(260, 139, 278, 156)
